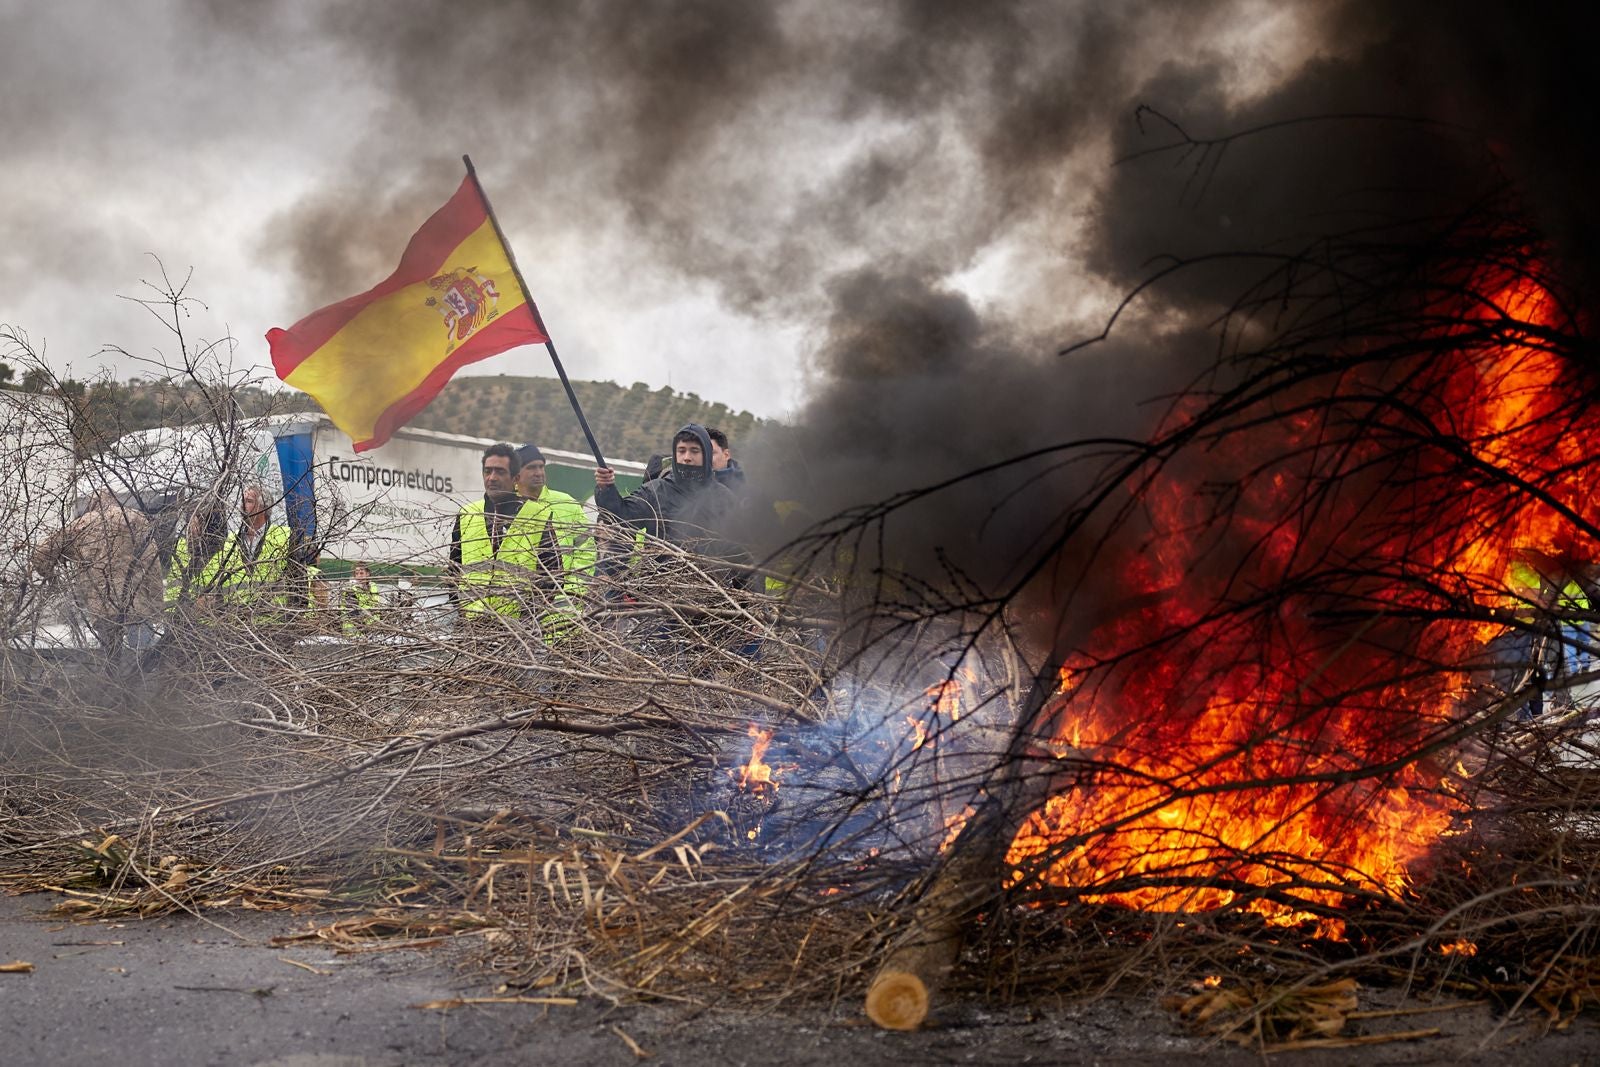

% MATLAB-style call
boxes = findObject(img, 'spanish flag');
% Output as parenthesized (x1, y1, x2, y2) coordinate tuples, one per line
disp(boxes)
(267, 175, 548, 452)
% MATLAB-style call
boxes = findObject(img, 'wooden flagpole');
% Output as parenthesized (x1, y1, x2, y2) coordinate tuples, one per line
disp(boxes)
(462, 154, 607, 470)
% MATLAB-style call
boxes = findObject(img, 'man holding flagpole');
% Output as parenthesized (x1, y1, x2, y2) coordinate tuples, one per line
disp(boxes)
(594, 423, 752, 586)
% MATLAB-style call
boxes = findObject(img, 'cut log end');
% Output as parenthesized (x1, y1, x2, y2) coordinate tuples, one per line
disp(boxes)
(865, 969, 931, 1031)
(863, 661, 1068, 1033)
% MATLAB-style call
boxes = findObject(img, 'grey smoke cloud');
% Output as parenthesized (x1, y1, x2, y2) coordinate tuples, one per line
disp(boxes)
(257, 0, 1262, 318)
(0, 0, 1288, 418)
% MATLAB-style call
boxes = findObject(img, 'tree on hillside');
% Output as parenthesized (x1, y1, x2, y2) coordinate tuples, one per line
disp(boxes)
(405, 375, 763, 458)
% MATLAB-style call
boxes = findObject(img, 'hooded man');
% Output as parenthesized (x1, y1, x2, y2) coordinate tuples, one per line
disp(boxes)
(593, 423, 748, 579)
(341, 561, 381, 635)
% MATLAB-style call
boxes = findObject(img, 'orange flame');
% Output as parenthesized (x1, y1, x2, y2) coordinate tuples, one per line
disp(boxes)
(923, 666, 979, 722)
(736, 724, 778, 795)
(907, 667, 980, 754)
(939, 805, 976, 854)
(906, 714, 930, 751)
(1008, 266, 1591, 934)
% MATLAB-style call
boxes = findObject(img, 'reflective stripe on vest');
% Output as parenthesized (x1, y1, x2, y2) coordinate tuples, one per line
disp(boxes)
(459, 500, 545, 615)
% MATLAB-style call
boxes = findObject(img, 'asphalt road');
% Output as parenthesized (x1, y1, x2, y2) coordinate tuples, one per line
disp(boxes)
(0, 892, 623, 1066)
(6, 891, 1600, 1066)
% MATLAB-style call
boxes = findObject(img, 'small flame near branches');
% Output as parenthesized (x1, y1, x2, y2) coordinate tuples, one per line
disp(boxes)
(924, 676, 966, 721)
(905, 667, 980, 754)
(939, 805, 976, 855)
(734, 724, 778, 796)
(1439, 939, 1478, 956)
(905, 714, 930, 751)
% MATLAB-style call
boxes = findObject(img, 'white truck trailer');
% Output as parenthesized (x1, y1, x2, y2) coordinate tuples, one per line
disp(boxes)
(90, 413, 646, 570)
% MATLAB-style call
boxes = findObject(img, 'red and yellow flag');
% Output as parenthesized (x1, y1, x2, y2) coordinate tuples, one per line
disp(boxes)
(267, 176, 547, 452)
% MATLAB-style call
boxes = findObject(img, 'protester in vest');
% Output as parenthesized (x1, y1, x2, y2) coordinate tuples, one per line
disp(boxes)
(593, 423, 750, 582)
(196, 484, 294, 613)
(512, 444, 596, 597)
(30, 489, 164, 656)
(164, 503, 227, 606)
(513, 443, 597, 638)
(341, 561, 382, 635)
(451, 441, 576, 627)
(756, 497, 817, 599)
(1502, 549, 1595, 716)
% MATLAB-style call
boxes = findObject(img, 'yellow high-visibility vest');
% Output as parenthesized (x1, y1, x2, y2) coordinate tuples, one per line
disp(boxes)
(458, 495, 593, 617)
(198, 525, 292, 608)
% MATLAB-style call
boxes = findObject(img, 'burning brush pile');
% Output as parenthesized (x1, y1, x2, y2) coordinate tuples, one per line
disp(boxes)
(974, 221, 1600, 1026)
(2, 238, 1600, 1047)
(1009, 252, 1583, 932)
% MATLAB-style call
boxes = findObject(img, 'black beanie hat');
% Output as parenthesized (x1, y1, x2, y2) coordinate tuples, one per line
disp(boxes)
(515, 443, 546, 467)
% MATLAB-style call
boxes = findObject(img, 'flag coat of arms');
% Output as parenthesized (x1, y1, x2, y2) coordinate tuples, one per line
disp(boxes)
(267, 176, 548, 452)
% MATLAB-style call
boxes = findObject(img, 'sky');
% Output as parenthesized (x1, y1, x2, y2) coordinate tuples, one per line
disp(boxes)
(0, 0, 1313, 421)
